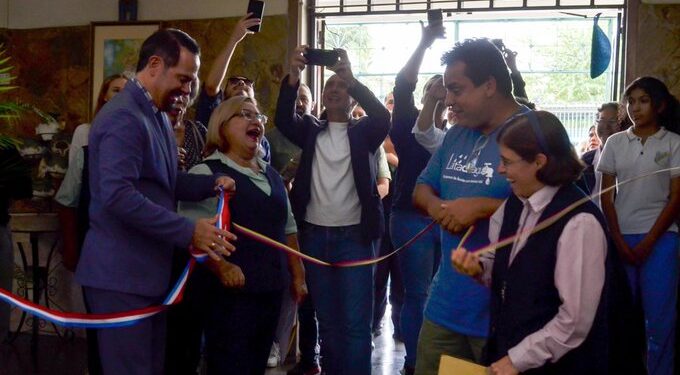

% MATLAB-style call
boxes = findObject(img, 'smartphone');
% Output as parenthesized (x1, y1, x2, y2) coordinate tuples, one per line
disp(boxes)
(427, 9, 443, 27)
(304, 49, 340, 67)
(247, 0, 265, 33)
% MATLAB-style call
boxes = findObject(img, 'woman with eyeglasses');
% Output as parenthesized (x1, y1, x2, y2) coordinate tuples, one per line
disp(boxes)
(452, 111, 638, 374)
(178, 96, 307, 374)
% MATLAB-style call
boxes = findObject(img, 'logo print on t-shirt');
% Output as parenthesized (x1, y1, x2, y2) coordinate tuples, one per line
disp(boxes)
(654, 151, 670, 167)
(445, 154, 495, 185)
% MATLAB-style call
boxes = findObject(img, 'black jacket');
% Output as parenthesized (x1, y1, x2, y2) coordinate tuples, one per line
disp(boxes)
(274, 77, 391, 242)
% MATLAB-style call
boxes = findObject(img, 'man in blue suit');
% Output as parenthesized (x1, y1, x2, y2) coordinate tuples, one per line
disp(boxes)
(75, 29, 236, 374)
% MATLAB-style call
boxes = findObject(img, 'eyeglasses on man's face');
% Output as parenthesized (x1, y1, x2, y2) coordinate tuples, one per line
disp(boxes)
(228, 77, 254, 87)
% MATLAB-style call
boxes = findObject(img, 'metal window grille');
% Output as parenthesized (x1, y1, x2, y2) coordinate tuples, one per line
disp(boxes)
(311, 0, 625, 16)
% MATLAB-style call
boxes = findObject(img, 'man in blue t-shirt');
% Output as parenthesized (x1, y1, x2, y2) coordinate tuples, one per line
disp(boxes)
(413, 38, 530, 375)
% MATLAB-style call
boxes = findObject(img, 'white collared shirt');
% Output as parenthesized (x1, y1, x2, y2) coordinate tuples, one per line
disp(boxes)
(597, 127, 680, 234)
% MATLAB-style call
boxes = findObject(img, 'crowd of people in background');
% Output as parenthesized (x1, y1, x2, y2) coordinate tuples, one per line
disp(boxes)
(0, 8, 678, 375)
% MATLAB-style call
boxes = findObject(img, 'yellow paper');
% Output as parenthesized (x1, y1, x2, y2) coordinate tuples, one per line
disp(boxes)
(438, 354, 488, 375)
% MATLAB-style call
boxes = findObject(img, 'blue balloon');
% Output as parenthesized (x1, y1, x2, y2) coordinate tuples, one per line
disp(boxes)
(591, 13, 611, 79)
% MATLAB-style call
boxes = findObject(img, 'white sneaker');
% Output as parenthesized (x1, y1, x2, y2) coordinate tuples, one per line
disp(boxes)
(267, 342, 280, 368)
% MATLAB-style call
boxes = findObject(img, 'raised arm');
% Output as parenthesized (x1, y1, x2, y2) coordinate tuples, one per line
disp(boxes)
(504, 48, 528, 100)
(413, 77, 447, 153)
(274, 46, 310, 148)
(328, 49, 391, 150)
(348, 80, 391, 151)
(392, 23, 445, 145)
(204, 15, 261, 96)
(399, 22, 445, 84)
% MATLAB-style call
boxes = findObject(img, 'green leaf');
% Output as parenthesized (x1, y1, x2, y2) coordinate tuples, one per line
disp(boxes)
(0, 135, 21, 150)
(0, 44, 55, 146)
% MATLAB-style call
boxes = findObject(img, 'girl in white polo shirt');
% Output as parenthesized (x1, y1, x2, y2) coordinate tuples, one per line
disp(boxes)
(598, 76, 680, 375)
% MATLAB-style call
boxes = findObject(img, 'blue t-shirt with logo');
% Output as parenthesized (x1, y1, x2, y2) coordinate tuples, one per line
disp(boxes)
(416, 123, 512, 337)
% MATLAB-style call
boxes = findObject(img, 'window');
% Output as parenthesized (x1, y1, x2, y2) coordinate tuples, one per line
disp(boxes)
(312, 6, 624, 145)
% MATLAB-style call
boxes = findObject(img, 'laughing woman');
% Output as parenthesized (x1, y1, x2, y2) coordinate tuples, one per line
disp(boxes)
(452, 111, 634, 374)
(178, 96, 307, 375)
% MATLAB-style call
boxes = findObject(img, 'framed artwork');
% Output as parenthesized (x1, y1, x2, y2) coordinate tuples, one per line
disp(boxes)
(90, 22, 160, 117)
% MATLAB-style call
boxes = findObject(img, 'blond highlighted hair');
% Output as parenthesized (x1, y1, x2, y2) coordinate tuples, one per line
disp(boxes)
(205, 96, 258, 156)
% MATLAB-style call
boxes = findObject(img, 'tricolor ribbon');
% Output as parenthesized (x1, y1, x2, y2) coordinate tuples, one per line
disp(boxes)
(188, 188, 232, 262)
(0, 260, 195, 328)
(3, 166, 677, 328)
(0, 193, 233, 328)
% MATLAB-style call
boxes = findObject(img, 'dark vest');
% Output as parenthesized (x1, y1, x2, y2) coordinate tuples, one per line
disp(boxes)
(204, 159, 289, 293)
(485, 184, 625, 374)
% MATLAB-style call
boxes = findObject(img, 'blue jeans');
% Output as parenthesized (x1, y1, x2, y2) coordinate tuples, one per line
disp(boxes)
(297, 294, 320, 367)
(623, 232, 679, 375)
(299, 222, 375, 375)
(391, 209, 441, 369)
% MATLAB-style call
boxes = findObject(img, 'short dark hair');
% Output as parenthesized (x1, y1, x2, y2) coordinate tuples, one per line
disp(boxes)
(622, 76, 680, 134)
(136, 28, 200, 72)
(440, 38, 513, 98)
(498, 111, 584, 186)
(598, 101, 619, 113)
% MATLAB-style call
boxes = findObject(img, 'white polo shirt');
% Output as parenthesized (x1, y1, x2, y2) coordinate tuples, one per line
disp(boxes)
(597, 127, 680, 234)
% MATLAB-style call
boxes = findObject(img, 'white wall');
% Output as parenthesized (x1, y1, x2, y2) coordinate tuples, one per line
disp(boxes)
(3, 0, 288, 29)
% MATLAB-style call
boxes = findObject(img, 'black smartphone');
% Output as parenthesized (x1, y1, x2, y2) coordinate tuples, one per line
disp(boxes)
(304, 49, 340, 67)
(247, 0, 265, 33)
(427, 9, 443, 27)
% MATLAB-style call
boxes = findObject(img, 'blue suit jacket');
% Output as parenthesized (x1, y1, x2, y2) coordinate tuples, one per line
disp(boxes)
(75, 81, 216, 297)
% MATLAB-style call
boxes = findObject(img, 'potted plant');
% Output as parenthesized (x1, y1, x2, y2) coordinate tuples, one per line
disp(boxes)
(0, 44, 56, 203)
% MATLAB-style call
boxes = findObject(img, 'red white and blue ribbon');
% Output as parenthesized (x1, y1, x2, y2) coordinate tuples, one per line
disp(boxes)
(0, 260, 195, 328)
(2, 166, 676, 328)
(187, 189, 231, 263)
(0, 193, 233, 328)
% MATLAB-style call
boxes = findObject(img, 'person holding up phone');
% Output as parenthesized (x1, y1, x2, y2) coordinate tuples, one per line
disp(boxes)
(388, 19, 445, 375)
(246, 0, 265, 33)
(275, 46, 391, 375)
(195, 13, 272, 163)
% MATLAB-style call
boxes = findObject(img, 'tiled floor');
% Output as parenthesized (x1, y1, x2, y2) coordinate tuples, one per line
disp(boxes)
(1, 304, 405, 375)
(266, 303, 406, 375)
(0, 333, 88, 375)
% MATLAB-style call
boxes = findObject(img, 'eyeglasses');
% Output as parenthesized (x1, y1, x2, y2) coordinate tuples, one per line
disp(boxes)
(228, 77, 254, 87)
(230, 109, 267, 125)
(596, 118, 618, 125)
(499, 155, 524, 167)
